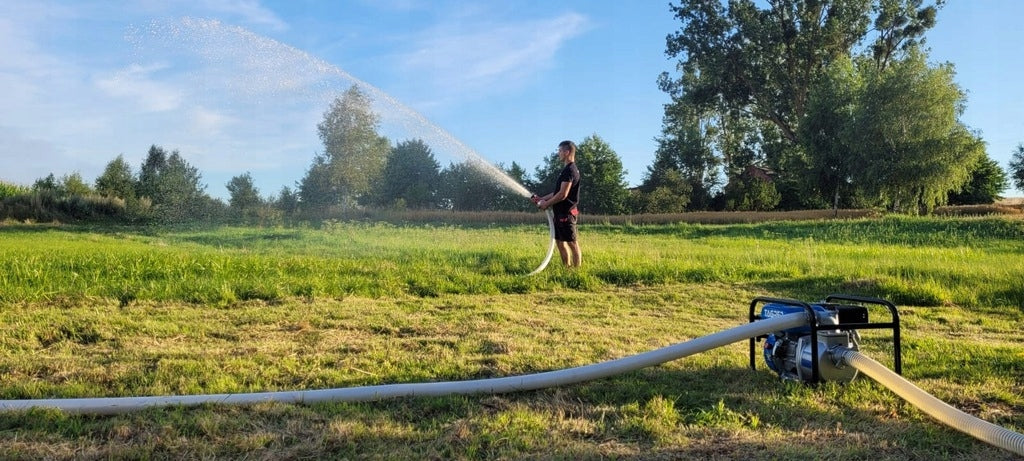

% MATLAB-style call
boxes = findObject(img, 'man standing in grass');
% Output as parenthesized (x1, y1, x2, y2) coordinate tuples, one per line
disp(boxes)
(534, 140, 582, 268)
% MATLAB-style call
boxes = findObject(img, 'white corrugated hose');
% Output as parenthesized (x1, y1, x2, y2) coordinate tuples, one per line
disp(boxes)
(836, 348, 1024, 456)
(527, 208, 556, 276)
(0, 312, 809, 415)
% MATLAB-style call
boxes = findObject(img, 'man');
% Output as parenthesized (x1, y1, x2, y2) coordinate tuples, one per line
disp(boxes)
(533, 140, 582, 268)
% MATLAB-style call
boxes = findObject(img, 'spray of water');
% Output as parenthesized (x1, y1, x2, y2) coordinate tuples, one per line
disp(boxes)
(127, 17, 531, 198)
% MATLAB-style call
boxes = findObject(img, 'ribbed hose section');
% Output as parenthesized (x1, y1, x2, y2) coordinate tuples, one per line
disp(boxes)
(837, 348, 1024, 456)
(0, 313, 810, 415)
(527, 208, 556, 276)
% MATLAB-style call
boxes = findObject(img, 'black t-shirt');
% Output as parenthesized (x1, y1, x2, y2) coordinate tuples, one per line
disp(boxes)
(551, 162, 580, 215)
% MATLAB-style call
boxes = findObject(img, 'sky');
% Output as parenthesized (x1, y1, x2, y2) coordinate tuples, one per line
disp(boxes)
(1, 1, 1022, 200)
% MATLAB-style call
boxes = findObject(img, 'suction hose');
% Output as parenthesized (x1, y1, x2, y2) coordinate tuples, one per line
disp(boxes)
(0, 312, 808, 415)
(527, 208, 555, 276)
(836, 348, 1024, 456)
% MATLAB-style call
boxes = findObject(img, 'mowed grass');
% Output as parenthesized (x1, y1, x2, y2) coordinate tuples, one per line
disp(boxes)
(0, 215, 1021, 459)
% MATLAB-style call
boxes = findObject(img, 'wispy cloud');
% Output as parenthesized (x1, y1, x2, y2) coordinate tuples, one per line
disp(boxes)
(188, 106, 235, 136)
(396, 11, 590, 98)
(0, 14, 72, 107)
(197, 0, 289, 32)
(133, 0, 289, 32)
(94, 64, 184, 112)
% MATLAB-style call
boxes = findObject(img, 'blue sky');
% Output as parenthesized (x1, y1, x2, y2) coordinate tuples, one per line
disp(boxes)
(1, 1, 1021, 200)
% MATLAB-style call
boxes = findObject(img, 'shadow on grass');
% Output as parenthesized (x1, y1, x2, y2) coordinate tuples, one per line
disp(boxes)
(175, 229, 306, 249)
(751, 276, 876, 303)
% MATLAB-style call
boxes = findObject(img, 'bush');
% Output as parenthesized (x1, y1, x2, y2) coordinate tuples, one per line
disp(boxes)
(0, 181, 30, 200)
(724, 177, 781, 211)
(57, 195, 126, 220)
(0, 192, 133, 223)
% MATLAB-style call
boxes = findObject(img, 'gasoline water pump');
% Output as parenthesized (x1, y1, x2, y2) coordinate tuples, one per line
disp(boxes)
(749, 294, 902, 383)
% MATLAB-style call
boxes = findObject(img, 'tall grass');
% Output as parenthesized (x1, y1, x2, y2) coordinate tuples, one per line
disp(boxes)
(1, 216, 1020, 308)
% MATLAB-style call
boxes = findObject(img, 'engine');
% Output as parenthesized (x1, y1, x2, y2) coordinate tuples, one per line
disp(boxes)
(757, 300, 870, 383)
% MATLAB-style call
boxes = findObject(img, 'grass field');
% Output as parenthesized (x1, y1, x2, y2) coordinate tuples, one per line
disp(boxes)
(0, 214, 1021, 459)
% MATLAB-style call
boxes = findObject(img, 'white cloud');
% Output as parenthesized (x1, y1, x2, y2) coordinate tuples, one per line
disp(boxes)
(0, 15, 71, 109)
(132, 0, 288, 32)
(188, 106, 234, 136)
(94, 64, 184, 112)
(397, 11, 590, 96)
(199, 0, 289, 32)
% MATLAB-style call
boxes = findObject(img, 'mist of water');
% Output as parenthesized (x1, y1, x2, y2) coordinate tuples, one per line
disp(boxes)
(126, 17, 531, 198)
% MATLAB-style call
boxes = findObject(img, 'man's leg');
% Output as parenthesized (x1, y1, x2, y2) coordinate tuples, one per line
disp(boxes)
(567, 241, 581, 267)
(566, 214, 581, 267)
(556, 241, 571, 266)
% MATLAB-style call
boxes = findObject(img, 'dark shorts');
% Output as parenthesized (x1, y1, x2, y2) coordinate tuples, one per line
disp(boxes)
(554, 213, 577, 242)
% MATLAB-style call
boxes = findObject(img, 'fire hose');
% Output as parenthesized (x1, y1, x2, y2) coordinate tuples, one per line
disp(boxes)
(0, 312, 807, 415)
(527, 208, 555, 276)
(1, 297, 1020, 456)
(837, 348, 1024, 456)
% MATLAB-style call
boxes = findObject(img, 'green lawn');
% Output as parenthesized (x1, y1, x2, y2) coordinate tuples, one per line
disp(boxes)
(0, 216, 1021, 459)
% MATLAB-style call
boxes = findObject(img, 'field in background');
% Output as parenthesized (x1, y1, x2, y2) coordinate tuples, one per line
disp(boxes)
(0, 215, 1021, 459)
(316, 201, 1024, 227)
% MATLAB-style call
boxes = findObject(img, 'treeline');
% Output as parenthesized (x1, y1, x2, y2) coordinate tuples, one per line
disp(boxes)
(0, 137, 628, 225)
(2, 86, 1021, 225)
(5, 0, 1024, 224)
(0, 148, 227, 224)
(0, 84, 633, 224)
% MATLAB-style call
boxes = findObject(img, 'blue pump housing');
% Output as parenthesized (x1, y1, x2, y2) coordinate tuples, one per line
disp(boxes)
(758, 300, 870, 380)
(759, 302, 832, 335)
(759, 303, 826, 375)
(749, 295, 900, 383)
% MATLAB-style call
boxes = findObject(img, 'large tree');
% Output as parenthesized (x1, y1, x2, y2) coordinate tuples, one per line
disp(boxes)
(1009, 144, 1024, 192)
(662, 0, 878, 143)
(648, 98, 721, 211)
(158, 151, 208, 221)
(95, 155, 137, 201)
(61, 173, 93, 197)
(947, 154, 1009, 205)
(374, 139, 441, 209)
(576, 135, 629, 215)
(317, 85, 390, 208)
(660, 0, 943, 208)
(137, 145, 168, 201)
(799, 55, 861, 210)
(437, 160, 530, 212)
(870, 0, 943, 69)
(635, 168, 692, 214)
(439, 162, 506, 212)
(274, 186, 300, 215)
(297, 153, 337, 213)
(136, 145, 209, 221)
(495, 162, 533, 212)
(226, 172, 262, 212)
(847, 50, 982, 213)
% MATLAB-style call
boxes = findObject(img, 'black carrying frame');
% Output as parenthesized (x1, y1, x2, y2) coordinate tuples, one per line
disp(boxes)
(748, 294, 902, 383)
